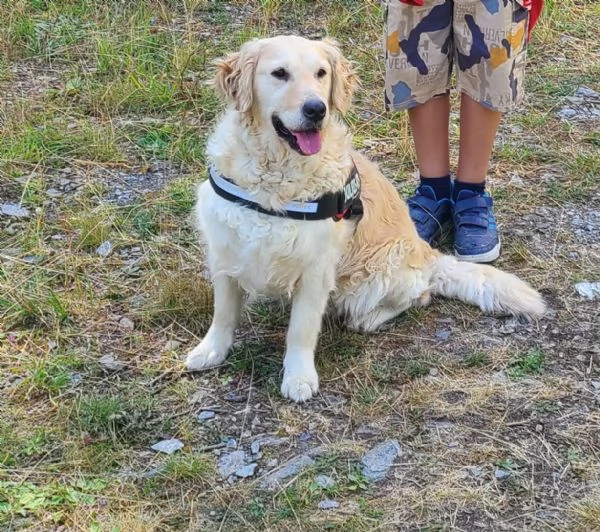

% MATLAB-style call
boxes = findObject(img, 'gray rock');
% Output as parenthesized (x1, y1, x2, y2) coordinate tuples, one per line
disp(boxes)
(298, 431, 312, 442)
(226, 437, 237, 448)
(99, 354, 125, 372)
(164, 340, 182, 351)
(361, 440, 402, 482)
(315, 474, 335, 489)
(151, 438, 184, 454)
(266, 458, 278, 469)
(224, 392, 245, 402)
(235, 463, 258, 478)
(119, 317, 135, 330)
(435, 329, 451, 340)
(575, 85, 599, 99)
(260, 454, 315, 489)
(252, 435, 287, 451)
(491, 371, 508, 383)
(96, 240, 113, 258)
(591, 381, 600, 391)
(318, 499, 340, 510)
(197, 411, 215, 421)
(218, 450, 246, 478)
(356, 424, 381, 436)
(557, 86, 600, 122)
(467, 466, 483, 478)
(575, 281, 600, 301)
(46, 188, 62, 198)
(495, 469, 511, 480)
(1, 203, 30, 218)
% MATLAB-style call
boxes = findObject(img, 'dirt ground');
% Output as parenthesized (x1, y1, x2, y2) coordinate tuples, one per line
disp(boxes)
(1, 1, 599, 531)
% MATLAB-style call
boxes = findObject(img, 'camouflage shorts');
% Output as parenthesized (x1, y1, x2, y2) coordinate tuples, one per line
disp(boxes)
(384, 0, 530, 113)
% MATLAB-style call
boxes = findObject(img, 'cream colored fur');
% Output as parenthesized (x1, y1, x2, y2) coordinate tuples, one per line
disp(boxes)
(185, 36, 545, 402)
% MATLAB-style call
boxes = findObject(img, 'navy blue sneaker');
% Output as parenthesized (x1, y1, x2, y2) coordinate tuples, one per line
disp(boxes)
(407, 185, 452, 244)
(452, 189, 500, 262)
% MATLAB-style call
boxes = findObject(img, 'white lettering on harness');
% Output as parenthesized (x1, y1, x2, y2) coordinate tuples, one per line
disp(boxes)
(344, 175, 360, 202)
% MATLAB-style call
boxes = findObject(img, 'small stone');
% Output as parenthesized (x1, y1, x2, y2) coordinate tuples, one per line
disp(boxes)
(435, 329, 451, 340)
(361, 440, 402, 482)
(356, 424, 380, 436)
(575, 282, 600, 301)
(318, 499, 340, 510)
(495, 469, 511, 480)
(119, 317, 135, 330)
(46, 188, 62, 198)
(536, 424, 544, 433)
(251, 440, 261, 455)
(260, 455, 315, 489)
(266, 458, 278, 468)
(99, 354, 125, 372)
(467, 466, 483, 478)
(315, 474, 335, 489)
(226, 437, 237, 448)
(151, 438, 184, 454)
(218, 450, 246, 478)
(96, 240, 113, 258)
(575, 85, 599, 99)
(298, 431, 312, 442)
(197, 411, 215, 421)
(491, 371, 507, 383)
(1, 203, 30, 218)
(224, 392, 245, 402)
(235, 463, 258, 478)
(591, 381, 600, 391)
(23, 255, 43, 264)
(429, 367, 439, 377)
(164, 340, 181, 351)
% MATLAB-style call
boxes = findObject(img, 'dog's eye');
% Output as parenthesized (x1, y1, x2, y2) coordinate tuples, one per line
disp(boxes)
(271, 68, 289, 81)
(316, 68, 327, 79)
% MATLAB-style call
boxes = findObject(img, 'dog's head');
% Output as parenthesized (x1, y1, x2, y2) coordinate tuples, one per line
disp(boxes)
(213, 35, 358, 156)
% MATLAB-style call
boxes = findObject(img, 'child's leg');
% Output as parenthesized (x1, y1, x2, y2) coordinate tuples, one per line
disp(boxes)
(452, 0, 530, 262)
(384, 0, 454, 244)
(457, 93, 501, 185)
(408, 94, 450, 179)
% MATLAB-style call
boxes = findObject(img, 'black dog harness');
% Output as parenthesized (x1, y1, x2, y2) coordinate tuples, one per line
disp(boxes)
(208, 163, 363, 222)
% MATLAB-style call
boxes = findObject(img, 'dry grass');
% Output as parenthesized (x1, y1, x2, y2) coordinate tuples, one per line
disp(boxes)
(1, 0, 599, 530)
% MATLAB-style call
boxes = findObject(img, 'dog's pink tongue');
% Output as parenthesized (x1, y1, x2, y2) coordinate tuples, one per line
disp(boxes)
(292, 130, 322, 155)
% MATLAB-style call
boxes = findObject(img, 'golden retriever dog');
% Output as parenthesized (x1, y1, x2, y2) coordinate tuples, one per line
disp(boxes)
(185, 36, 545, 402)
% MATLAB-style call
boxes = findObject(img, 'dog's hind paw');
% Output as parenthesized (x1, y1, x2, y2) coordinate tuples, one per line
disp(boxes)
(184, 340, 228, 371)
(281, 369, 319, 403)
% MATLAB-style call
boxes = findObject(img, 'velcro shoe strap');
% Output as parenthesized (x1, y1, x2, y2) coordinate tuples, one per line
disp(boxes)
(453, 195, 489, 215)
(456, 213, 489, 228)
(409, 206, 434, 224)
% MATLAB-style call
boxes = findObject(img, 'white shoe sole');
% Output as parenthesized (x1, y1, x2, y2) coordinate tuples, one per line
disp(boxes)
(455, 241, 501, 263)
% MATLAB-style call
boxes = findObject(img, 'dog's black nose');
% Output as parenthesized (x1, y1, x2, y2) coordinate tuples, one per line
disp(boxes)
(302, 99, 326, 122)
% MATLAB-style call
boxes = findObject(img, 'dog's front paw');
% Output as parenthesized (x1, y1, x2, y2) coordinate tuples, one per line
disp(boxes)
(184, 339, 228, 371)
(281, 366, 319, 403)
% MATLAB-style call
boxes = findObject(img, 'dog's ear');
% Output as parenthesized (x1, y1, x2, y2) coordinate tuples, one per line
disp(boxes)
(212, 41, 261, 113)
(321, 38, 359, 115)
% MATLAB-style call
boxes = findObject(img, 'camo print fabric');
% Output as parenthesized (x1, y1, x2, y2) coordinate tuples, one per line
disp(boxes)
(384, 0, 530, 112)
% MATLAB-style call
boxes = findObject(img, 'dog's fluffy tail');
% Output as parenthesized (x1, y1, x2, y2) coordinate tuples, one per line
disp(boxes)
(431, 254, 545, 318)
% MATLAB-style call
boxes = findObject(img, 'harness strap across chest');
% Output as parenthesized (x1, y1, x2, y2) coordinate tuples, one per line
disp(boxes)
(208, 164, 363, 222)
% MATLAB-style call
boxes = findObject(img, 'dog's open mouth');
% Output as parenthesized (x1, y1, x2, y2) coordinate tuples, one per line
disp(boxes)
(272, 115, 322, 156)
